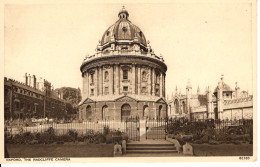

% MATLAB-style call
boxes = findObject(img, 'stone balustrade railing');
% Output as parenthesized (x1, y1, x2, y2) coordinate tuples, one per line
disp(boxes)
(82, 49, 164, 63)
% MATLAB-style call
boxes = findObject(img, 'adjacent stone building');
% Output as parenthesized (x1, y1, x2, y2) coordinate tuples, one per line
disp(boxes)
(168, 75, 253, 120)
(4, 74, 66, 120)
(79, 7, 167, 121)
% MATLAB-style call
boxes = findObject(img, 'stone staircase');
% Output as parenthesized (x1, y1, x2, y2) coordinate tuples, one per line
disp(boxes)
(126, 143, 178, 154)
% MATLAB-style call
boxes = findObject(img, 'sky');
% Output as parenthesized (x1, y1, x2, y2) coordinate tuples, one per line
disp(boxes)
(4, 1, 255, 98)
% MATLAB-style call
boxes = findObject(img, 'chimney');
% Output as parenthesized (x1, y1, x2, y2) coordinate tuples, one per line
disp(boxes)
(33, 75, 36, 88)
(28, 74, 31, 86)
(25, 73, 28, 85)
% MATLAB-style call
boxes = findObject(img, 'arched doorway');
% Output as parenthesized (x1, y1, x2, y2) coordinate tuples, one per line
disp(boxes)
(102, 105, 108, 120)
(86, 105, 91, 120)
(143, 105, 149, 119)
(121, 104, 131, 121)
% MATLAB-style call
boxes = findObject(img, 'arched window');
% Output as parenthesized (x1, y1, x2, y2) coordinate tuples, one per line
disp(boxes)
(90, 73, 94, 84)
(143, 105, 149, 119)
(158, 105, 162, 118)
(86, 105, 92, 120)
(121, 104, 131, 121)
(182, 101, 186, 114)
(123, 70, 128, 80)
(142, 71, 147, 81)
(174, 99, 179, 114)
(104, 71, 109, 81)
(102, 105, 108, 120)
(156, 73, 160, 84)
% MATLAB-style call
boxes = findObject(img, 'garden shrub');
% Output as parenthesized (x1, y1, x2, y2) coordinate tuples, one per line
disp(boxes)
(103, 126, 110, 136)
(95, 133, 106, 143)
(105, 134, 113, 144)
(61, 134, 74, 142)
(68, 130, 78, 141)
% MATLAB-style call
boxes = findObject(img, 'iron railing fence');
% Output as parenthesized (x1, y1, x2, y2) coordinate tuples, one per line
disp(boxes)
(145, 118, 167, 139)
(5, 117, 141, 141)
(167, 118, 253, 135)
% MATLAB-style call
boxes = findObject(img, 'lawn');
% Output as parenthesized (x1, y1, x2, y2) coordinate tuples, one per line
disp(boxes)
(191, 143, 253, 156)
(6, 143, 114, 158)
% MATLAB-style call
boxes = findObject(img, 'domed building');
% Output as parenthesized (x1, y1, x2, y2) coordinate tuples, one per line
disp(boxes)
(79, 7, 167, 121)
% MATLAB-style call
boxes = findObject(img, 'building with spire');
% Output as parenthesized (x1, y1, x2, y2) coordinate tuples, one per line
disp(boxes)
(168, 75, 253, 120)
(79, 7, 167, 121)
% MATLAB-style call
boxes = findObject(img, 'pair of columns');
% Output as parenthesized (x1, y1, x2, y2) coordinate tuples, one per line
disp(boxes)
(82, 64, 165, 99)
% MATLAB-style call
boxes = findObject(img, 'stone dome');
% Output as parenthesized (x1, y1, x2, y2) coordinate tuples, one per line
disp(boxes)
(100, 6, 147, 47)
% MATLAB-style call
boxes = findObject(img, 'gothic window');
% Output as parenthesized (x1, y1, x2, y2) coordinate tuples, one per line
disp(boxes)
(104, 71, 109, 81)
(123, 70, 128, 80)
(174, 99, 179, 114)
(142, 71, 147, 82)
(182, 101, 186, 114)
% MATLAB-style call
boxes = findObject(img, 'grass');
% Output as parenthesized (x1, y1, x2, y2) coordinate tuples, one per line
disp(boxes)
(191, 143, 253, 156)
(6, 143, 114, 158)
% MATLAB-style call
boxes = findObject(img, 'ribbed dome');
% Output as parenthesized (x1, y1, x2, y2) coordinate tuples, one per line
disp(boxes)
(100, 7, 147, 46)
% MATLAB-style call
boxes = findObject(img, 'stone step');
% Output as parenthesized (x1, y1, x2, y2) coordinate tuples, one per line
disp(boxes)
(127, 146, 176, 150)
(127, 143, 174, 147)
(126, 150, 178, 153)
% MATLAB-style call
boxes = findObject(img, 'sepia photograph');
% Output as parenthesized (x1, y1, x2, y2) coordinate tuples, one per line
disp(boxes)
(0, 0, 257, 163)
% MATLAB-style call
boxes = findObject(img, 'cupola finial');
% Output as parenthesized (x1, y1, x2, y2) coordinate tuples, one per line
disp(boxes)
(118, 6, 129, 19)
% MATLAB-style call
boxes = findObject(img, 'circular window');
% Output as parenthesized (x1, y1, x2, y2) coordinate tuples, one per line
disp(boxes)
(122, 27, 127, 32)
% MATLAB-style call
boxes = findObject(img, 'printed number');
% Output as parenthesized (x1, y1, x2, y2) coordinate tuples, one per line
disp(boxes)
(239, 157, 250, 160)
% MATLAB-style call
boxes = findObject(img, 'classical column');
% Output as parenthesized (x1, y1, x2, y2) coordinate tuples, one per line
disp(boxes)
(132, 64, 136, 94)
(109, 65, 113, 95)
(86, 71, 89, 98)
(114, 64, 118, 95)
(152, 68, 155, 96)
(99, 65, 103, 96)
(97, 66, 100, 96)
(82, 72, 86, 99)
(162, 73, 165, 98)
(148, 67, 152, 95)
(160, 72, 163, 97)
(138, 65, 141, 95)
(94, 67, 98, 96)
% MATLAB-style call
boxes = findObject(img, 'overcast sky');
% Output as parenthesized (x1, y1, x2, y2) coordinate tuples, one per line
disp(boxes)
(4, 2, 254, 98)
